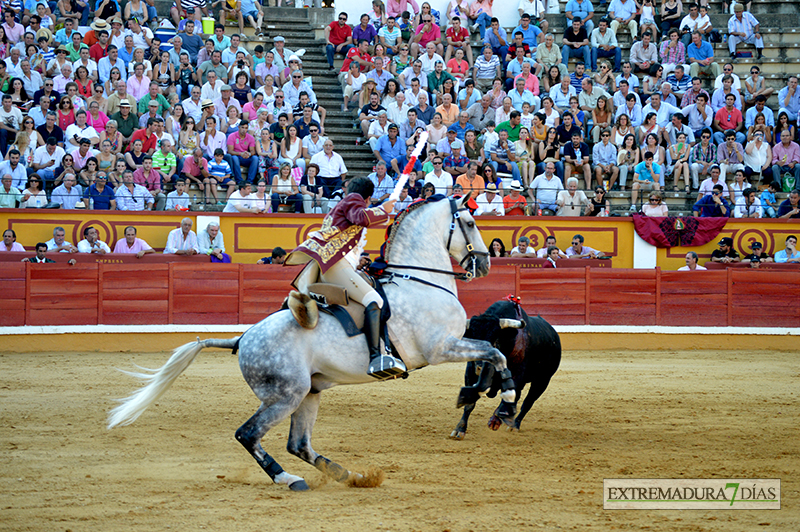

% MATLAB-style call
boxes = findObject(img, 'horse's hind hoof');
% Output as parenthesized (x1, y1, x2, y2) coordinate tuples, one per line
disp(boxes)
(289, 479, 310, 491)
(449, 430, 465, 440)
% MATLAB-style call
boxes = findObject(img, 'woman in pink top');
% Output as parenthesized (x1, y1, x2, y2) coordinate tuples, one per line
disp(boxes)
(468, 0, 493, 39)
(86, 100, 109, 132)
(386, 0, 419, 18)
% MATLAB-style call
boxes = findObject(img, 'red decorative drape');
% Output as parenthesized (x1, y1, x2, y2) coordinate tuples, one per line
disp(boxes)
(632, 215, 729, 248)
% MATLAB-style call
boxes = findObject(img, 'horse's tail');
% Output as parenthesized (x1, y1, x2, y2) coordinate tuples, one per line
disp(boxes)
(107, 337, 239, 429)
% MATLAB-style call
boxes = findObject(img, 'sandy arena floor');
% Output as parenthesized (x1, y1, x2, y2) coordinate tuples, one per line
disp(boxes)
(0, 348, 797, 532)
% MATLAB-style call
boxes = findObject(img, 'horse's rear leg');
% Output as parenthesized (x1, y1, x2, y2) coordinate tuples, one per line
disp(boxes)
(235, 393, 310, 491)
(287, 392, 357, 483)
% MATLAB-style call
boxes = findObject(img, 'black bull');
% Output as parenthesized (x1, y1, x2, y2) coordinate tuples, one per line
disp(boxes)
(450, 301, 561, 440)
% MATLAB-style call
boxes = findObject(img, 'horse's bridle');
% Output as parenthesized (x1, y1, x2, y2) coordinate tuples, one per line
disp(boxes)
(385, 198, 490, 294)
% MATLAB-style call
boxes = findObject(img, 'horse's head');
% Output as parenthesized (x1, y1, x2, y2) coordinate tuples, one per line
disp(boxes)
(445, 195, 491, 279)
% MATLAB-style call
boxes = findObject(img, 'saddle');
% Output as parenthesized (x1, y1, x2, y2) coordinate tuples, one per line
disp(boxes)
(287, 261, 392, 341)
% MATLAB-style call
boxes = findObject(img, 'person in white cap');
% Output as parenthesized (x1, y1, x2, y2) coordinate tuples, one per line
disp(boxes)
(270, 36, 302, 71)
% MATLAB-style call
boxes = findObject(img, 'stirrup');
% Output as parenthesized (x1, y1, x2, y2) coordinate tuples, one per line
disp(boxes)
(368, 355, 407, 380)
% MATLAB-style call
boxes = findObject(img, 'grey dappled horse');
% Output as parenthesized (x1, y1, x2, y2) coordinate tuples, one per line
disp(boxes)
(108, 195, 518, 491)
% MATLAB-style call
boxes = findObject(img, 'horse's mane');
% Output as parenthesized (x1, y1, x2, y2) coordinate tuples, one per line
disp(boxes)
(384, 195, 447, 261)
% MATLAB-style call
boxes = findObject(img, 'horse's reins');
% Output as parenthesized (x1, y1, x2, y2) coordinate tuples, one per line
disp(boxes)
(383, 198, 489, 297)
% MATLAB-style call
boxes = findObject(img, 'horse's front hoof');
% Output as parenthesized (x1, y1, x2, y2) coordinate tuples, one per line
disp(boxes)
(289, 479, 310, 491)
(450, 429, 465, 440)
(487, 415, 502, 430)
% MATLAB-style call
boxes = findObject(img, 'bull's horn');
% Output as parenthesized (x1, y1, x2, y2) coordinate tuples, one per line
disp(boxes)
(499, 319, 524, 329)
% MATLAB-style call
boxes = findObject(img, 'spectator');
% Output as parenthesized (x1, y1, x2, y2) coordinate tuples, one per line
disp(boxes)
(630, 150, 661, 211)
(374, 123, 405, 176)
(83, 173, 116, 210)
(444, 16, 472, 67)
(0, 174, 22, 208)
(445, 142, 470, 177)
(709, 237, 740, 263)
(116, 170, 155, 211)
(693, 183, 730, 217)
(743, 131, 773, 184)
(777, 189, 800, 219)
(561, 19, 590, 71)
(509, 235, 535, 257)
(483, 17, 508, 63)
(199, 222, 230, 263)
(509, 77, 539, 114)
(711, 75, 742, 114)
(566, 233, 603, 258)
(310, 139, 348, 199)
(50, 173, 82, 209)
(325, 12, 354, 70)
(411, 11, 443, 57)
(778, 76, 800, 123)
(469, 0, 494, 39)
(77, 226, 111, 254)
(257, 247, 288, 265)
(680, 76, 709, 108)
(641, 92, 680, 129)
(565, 0, 594, 36)
(490, 129, 521, 182)
(557, 176, 588, 216)
(132, 157, 166, 211)
(733, 186, 762, 218)
(775, 235, 800, 262)
(536, 33, 567, 80)
(113, 226, 155, 257)
(697, 164, 730, 201)
(1, 229, 24, 251)
(466, 93, 496, 133)
(659, 29, 686, 78)
(531, 161, 563, 213)
(563, 131, 591, 189)
(607, 0, 638, 37)
(44, 226, 77, 253)
(742, 241, 772, 263)
(678, 251, 706, 270)
(593, 129, 619, 190)
(474, 182, 504, 215)
(367, 161, 395, 205)
(591, 19, 620, 72)
(164, 217, 199, 255)
(165, 178, 191, 211)
(772, 130, 800, 190)
(454, 161, 484, 199)
(630, 32, 658, 72)
(424, 154, 453, 195)
(760, 181, 780, 218)
(473, 46, 501, 93)
(685, 94, 712, 139)
(687, 31, 721, 79)
(642, 191, 668, 216)
(716, 130, 745, 181)
(585, 186, 610, 216)
(727, 4, 763, 60)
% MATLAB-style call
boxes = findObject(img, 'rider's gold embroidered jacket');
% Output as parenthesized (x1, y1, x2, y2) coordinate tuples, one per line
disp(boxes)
(289, 193, 389, 273)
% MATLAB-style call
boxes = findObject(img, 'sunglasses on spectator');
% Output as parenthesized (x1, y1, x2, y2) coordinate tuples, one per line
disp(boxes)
(433, 161, 443, 164)
(649, 197, 659, 202)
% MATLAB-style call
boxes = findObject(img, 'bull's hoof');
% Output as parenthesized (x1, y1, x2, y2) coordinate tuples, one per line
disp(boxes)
(450, 429, 466, 440)
(456, 386, 481, 408)
(289, 479, 310, 491)
(488, 415, 502, 430)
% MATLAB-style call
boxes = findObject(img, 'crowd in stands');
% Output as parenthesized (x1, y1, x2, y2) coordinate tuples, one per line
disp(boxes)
(0, 0, 794, 218)
(327, 0, 800, 217)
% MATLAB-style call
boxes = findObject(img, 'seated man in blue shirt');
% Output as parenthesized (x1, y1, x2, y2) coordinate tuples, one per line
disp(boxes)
(687, 31, 721, 79)
(692, 183, 731, 217)
(367, 161, 396, 205)
(631, 150, 661, 211)
(774, 234, 800, 262)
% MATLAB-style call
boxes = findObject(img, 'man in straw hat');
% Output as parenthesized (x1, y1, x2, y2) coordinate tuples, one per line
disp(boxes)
(727, 3, 763, 60)
(474, 182, 505, 215)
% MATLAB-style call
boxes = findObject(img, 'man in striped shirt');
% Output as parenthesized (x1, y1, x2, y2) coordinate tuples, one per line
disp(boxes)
(474, 45, 501, 93)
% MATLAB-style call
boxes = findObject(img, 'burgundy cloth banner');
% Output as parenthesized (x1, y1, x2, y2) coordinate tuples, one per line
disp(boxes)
(632, 215, 729, 248)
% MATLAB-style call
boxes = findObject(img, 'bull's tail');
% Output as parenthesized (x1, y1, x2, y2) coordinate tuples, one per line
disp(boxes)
(107, 337, 239, 429)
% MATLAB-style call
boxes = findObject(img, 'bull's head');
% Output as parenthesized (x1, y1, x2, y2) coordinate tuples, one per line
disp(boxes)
(464, 315, 525, 346)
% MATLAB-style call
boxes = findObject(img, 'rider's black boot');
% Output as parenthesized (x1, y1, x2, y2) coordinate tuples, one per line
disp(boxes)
(364, 302, 406, 379)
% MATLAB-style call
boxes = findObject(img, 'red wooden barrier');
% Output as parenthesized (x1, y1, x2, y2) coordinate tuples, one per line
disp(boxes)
(171, 263, 241, 324)
(100, 264, 170, 325)
(0, 262, 25, 326)
(2, 264, 799, 328)
(26, 264, 99, 325)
